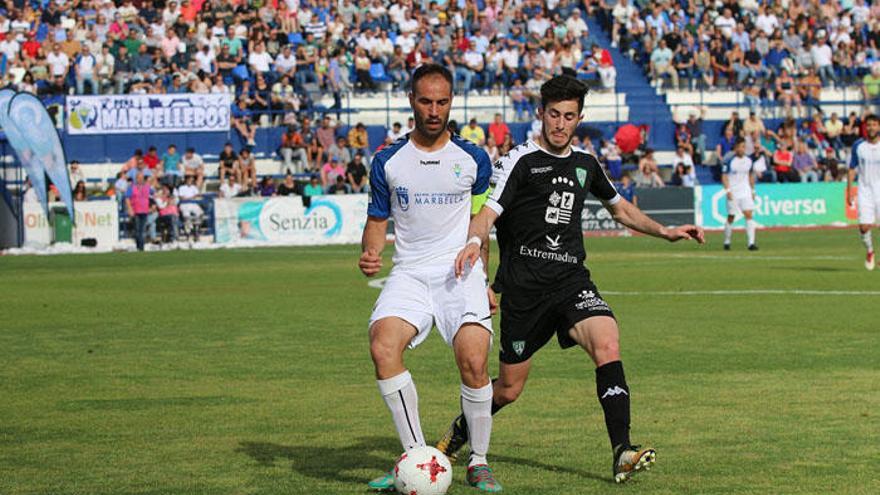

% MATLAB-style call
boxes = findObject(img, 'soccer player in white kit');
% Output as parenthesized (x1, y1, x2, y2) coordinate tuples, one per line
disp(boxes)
(847, 114, 880, 270)
(722, 138, 759, 251)
(358, 64, 502, 492)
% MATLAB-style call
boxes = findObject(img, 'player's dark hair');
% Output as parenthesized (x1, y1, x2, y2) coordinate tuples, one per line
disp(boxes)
(540, 75, 589, 114)
(410, 63, 453, 94)
(734, 137, 746, 146)
(865, 114, 880, 124)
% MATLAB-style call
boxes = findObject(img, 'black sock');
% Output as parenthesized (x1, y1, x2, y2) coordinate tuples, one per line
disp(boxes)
(596, 360, 631, 450)
(457, 379, 506, 439)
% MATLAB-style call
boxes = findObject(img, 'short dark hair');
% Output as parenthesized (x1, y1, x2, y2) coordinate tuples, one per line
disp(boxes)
(540, 75, 589, 114)
(410, 63, 453, 94)
(734, 137, 746, 147)
(865, 113, 880, 125)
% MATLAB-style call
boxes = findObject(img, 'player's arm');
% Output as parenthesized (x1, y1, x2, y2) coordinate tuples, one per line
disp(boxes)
(459, 147, 497, 279)
(360, 155, 391, 277)
(847, 144, 859, 205)
(607, 198, 704, 243)
(590, 157, 704, 243)
(455, 205, 500, 278)
(749, 169, 756, 199)
(721, 173, 732, 200)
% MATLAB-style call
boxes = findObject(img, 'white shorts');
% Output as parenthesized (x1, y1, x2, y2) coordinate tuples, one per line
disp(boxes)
(726, 193, 755, 216)
(858, 186, 880, 225)
(370, 260, 493, 349)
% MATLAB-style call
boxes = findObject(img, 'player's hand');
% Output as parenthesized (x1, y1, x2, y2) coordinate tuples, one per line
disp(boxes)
(454, 242, 481, 278)
(359, 248, 382, 277)
(663, 224, 705, 244)
(847, 190, 856, 207)
(487, 286, 498, 315)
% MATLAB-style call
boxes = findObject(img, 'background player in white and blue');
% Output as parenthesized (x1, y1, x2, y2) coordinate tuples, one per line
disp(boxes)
(722, 138, 759, 251)
(357, 64, 501, 492)
(847, 114, 880, 271)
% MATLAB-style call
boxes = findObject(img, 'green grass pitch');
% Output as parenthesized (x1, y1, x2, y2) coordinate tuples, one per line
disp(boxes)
(2, 229, 878, 494)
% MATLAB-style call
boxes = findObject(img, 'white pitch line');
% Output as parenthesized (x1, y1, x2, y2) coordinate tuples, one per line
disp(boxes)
(603, 290, 880, 296)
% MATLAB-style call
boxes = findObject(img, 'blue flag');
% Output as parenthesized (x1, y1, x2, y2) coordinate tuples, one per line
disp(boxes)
(9, 92, 74, 221)
(0, 89, 49, 213)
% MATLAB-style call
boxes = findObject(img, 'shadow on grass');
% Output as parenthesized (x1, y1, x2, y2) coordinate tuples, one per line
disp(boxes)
(492, 453, 611, 484)
(236, 436, 399, 485)
(236, 437, 610, 485)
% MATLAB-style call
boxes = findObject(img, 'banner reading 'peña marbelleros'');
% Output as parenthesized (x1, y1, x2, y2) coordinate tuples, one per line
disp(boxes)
(65, 93, 231, 135)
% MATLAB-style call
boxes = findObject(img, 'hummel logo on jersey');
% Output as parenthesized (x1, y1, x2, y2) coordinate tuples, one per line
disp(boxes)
(396, 186, 410, 211)
(601, 386, 629, 399)
(420, 159, 440, 166)
(546, 234, 562, 251)
(512, 340, 526, 356)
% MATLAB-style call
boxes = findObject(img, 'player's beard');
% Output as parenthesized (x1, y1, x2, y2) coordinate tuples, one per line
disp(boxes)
(414, 111, 449, 141)
(541, 125, 574, 154)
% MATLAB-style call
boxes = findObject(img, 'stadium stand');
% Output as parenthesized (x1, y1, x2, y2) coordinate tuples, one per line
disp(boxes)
(3, 0, 878, 210)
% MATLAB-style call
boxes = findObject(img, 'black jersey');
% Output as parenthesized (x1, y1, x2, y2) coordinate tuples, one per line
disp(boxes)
(486, 140, 621, 294)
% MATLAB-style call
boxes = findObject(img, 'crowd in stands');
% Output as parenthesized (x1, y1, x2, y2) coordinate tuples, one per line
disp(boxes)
(595, 0, 880, 105)
(1, 0, 622, 126)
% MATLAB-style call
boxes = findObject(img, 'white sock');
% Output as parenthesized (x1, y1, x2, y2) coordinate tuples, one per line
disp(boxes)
(377, 371, 425, 451)
(461, 382, 493, 467)
(862, 231, 874, 253)
(746, 219, 757, 246)
(724, 221, 733, 245)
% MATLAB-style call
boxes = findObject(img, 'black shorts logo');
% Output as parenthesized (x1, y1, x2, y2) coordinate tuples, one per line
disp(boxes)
(575, 290, 610, 311)
(512, 340, 526, 356)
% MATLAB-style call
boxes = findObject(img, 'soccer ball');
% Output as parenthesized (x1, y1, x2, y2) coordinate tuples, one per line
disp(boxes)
(393, 446, 453, 495)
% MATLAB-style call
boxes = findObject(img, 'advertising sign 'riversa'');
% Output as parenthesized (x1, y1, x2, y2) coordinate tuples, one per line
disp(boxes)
(696, 183, 858, 229)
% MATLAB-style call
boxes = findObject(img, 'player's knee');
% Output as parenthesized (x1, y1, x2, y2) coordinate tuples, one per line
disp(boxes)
(369, 338, 403, 368)
(594, 339, 621, 365)
(495, 382, 524, 405)
(457, 353, 489, 385)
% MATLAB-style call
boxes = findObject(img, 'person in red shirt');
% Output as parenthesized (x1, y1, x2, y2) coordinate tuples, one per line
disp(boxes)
(772, 144, 799, 182)
(21, 32, 41, 60)
(143, 146, 160, 170)
(487, 113, 510, 149)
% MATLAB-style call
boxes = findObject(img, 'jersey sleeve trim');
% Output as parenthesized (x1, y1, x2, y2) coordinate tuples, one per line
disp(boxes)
(367, 136, 409, 219)
(487, 142, 535, 215)
(850, 139, 863, 169)
(604, 193, 622, 205)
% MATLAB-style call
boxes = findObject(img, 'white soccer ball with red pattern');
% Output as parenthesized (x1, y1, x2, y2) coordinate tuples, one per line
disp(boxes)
(393, 446, 453, 495)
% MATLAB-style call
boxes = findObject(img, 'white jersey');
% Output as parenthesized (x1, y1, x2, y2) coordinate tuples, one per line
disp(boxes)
(850, 139, 880, 191)
(368, 134, 492, 268)
(722, 154, 754, 196)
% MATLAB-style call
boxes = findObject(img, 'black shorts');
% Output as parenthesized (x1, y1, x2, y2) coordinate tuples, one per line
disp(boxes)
(498, 280, 616, 364)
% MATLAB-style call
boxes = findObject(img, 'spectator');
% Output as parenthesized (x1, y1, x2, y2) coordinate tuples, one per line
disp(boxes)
(219, 175, 242, 198)
(328, 136, 352, 165)
(74, 45, 98, 95)
(810, 37, 835, 87)
(279, 125, 310, 174)
(792, 141, 819, 182)
(160, 144, 182, 187)
(125, 171, 153, 251)
(316, 116, 337, 153)
(176, 174, 204, 228)
(672, 145, 695, 182)
(616, 174, 637, 206)
(73, 180, 88, 202)
(772, 144, 799, 183)
(818, 147, 843, 181)
(321, 156, 346, 190)
(862, 64, 880, 109)
(716, 126, 737, 166)
(303, 175, 323, 197)
(638, 149, 664, 188)
(722, 111, 744, 139)
(238, 147, 257, 192)
(347, 122, 370, 161)
(181, 148, 205, 190)
(218, 142, 240, 183)
(461, 118, 486, 145)
(155, 185, 180, 243)
(775, 69, 802, 118)
(258, 176, 276, 197)
(743, 111, 766, 137)
(601, 138, 623, 180)
(686, 107, 707, 165)
(231, 98, 257, 147)
(825, 113, 844, 151)
(670, 163, 695, 187)
(798, 68, 823, 116)
(277, 173, 298, 196)
(649, 39, 677, 89)
(327, 174, 350, 194)
(69, 161, 86, 188)
(387, 121, 406, 142)
(301, 116, 323, 171)
(487, 113, 510, 150)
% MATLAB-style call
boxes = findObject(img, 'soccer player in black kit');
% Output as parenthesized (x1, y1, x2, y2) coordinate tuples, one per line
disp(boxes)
(436, 75, 705, 483)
